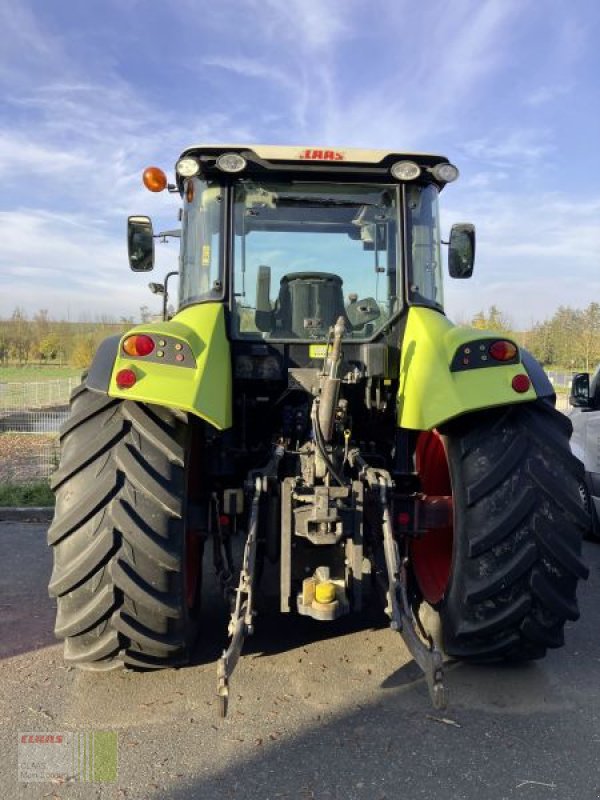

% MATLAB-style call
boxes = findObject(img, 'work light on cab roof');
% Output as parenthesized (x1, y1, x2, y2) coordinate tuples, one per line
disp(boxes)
(431, 163, 459, 183)
(175, 157, 200, 178)
(391, 160, 421, 180)
(215, 152, 247, 173)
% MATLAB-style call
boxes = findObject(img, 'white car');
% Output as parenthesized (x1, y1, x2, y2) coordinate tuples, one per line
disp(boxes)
(569, 368, 600, 541)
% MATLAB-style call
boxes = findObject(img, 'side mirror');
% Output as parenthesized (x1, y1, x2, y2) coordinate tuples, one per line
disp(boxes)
(570, 373, 592, 408)
(448, 223, 475, 278)
(128, 216, 155, 272)
(255, 265, 273, 332)
(346, 296, 380, 328)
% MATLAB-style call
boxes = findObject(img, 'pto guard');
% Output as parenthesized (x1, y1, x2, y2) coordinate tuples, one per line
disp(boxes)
(398, 307, 538, 430)
(108, 303, 232, 430)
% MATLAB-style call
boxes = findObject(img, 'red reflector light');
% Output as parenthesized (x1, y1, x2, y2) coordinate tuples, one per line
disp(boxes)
(512, 374, 531, 393)
(397, 512, 411, 526)
(123, 334, 155, 357)
(489, 340, 518, 361)
(116, 368, 137, 389)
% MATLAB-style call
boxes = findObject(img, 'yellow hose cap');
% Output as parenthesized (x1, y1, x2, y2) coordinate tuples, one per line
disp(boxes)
(315, 581, 336, 604)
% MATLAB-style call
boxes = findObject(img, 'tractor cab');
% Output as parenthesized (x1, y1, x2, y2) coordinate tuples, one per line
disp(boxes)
(129, 145, 474, 344)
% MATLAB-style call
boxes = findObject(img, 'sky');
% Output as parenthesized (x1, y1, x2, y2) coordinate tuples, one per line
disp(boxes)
(1, 0, 599, 328)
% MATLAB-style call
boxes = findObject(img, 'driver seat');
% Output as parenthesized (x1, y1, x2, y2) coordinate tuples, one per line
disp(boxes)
(274, 272, 346, 338)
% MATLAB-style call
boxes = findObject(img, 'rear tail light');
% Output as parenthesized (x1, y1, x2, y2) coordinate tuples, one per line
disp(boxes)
(116, 368, 137, 389)
(123, 334, 155, 357)
(489, 340, 518, 361)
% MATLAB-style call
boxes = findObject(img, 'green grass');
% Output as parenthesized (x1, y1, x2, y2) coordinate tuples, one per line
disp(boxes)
(0, 365, 82, 382)
(0, 482, 55, 507)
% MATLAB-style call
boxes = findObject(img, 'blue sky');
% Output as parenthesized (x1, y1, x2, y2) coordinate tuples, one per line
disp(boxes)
(1, 0, 599, 327)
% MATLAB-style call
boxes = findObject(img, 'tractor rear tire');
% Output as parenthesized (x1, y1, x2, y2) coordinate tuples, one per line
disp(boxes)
(435, 401, 589, 661)
(48, 385, 202, 670)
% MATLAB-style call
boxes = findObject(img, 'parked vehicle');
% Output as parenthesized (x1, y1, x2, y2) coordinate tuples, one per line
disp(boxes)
(569, 368, 600, 541)
(48, 145, 590, 714)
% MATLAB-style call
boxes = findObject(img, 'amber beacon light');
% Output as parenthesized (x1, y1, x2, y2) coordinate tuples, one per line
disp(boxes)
(143, 166, 168, 192)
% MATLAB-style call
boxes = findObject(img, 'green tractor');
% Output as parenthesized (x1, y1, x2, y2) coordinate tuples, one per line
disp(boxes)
(48, 145, 589, 713)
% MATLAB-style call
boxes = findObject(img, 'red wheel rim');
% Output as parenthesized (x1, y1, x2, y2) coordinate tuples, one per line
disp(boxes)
(185, 529, 202, 610)
(184, 442, 203, 612)
(410, 430, 454, 605)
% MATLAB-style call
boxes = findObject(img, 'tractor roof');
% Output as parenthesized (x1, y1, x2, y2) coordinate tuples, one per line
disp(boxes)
(176, 144, 454, 188)
(179, 144, 448, 165)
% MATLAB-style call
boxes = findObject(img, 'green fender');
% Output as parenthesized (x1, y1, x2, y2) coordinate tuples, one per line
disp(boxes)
(107, 303, 232, 430)
(397, 307, 537, 430)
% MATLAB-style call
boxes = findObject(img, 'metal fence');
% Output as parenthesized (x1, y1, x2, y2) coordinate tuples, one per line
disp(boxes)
(0, 377, 81, 412)
(554, 392, 571, 414)
(0, 376, 576, 486)
(0, 409, 70, 434)
(0, 377, 80, 485)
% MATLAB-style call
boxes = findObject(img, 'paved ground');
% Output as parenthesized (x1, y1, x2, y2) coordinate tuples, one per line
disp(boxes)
(1, 521, 600, 800)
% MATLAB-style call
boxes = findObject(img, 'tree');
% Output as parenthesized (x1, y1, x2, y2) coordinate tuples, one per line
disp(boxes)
(528, 319, 555, 366)
(139, 305, 152, 323)
(37, 333, 61, 363)
(550, 306, 582, 370)
(70, 337, 97, 369)
(578, 302, 600, 371)
(470, 305, 513, 334)
(9, 307, 32, 364)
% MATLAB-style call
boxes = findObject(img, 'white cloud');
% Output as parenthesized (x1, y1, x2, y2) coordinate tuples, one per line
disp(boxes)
(460, 129, 554, 167)
(442, 189, 600, 325)
(0, 3, 59, 82)
(291, 0, 525, 147)
(464, 171, 510, 188)
(232, 0, 348, 51)
(0, 133, 89, 179)
(1, 0, 597, 329)
(524, 83, 572, 107)
(202, 56, 296, 89)
(0, 209, 178, 320)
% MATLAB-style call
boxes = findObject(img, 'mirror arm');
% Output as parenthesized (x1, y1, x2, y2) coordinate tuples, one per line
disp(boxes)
(162, 271, 180, 321)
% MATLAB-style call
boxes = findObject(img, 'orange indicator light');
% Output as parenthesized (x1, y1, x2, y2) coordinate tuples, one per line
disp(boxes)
(143, 166, 168, 193)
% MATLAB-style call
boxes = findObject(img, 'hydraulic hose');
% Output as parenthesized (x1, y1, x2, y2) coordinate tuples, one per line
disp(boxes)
(311, 400, 344, 486)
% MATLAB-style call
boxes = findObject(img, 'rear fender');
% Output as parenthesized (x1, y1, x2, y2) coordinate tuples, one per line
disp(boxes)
(86, 304, 232, 430)
(398, 307, 544, 430)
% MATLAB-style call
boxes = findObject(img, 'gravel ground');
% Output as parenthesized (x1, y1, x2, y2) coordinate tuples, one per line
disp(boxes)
(0, 434, 58, 483)
(1, 523, 600, 800)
